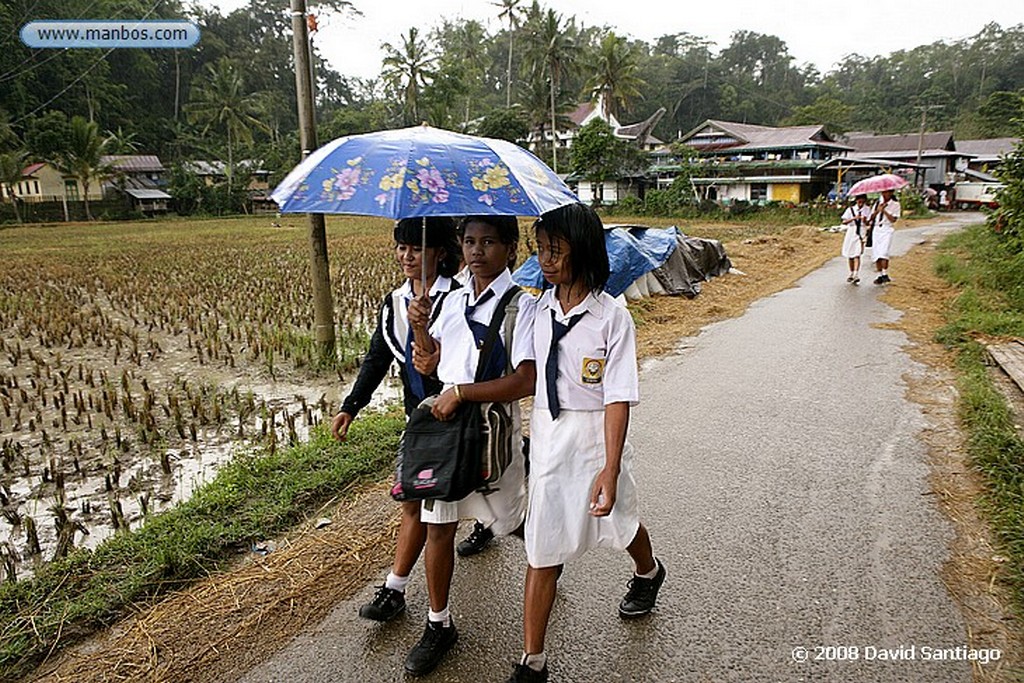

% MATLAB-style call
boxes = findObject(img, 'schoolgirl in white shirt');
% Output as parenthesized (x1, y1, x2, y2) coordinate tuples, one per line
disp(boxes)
(403, 214, 537, 677)
(840, 193, 872, 284)
(330, 217, 461, 624)
(869, 188, 901, 284)
(510, 202, 665, 683)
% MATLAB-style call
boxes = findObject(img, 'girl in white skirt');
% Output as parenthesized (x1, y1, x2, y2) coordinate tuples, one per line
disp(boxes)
(840, 194, 871, 284)
(507, 202, 665, 683)
(420, 205, 666, 683)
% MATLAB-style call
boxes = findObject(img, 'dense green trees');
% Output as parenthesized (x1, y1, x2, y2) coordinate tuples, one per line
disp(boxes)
(0, 0, 1022, 215)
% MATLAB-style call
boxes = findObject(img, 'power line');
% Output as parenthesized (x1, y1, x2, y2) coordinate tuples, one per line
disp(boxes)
(0, 0, 107, 83)
(8, 0, 163, 126)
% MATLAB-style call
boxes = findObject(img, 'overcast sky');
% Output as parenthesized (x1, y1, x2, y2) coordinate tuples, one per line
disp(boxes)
(199, 0, 1023, 81)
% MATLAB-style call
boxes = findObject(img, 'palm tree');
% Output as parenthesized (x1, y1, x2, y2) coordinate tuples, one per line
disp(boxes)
(584, 33, 646, 121)
(523, 8, 577, 172)
(56, 116, 108, 221)
(186, 58, 269, 194)
(0, 150, 27, 224)
(104, 126, 139, 155)
(381, 27, 437, 126)
(494, 0, 522, 107)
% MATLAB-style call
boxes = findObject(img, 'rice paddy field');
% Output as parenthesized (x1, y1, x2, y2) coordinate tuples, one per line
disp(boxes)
(0, 214, 405, 579)
(0, 211, 823, 583)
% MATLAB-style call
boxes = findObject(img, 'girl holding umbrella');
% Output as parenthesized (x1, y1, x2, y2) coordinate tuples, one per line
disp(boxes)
(869, 188, 901, 284)
(330, 216, 465, 623)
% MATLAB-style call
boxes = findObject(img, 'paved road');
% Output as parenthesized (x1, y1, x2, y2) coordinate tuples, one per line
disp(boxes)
(241, 215, 986, 683)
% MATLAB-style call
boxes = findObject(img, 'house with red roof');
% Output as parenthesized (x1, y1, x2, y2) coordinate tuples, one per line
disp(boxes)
(0, 162, 104, 203)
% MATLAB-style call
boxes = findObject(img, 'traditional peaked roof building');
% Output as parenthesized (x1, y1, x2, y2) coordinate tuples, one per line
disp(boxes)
(525, 94, 666, 166)
(664, 119, 851, 204)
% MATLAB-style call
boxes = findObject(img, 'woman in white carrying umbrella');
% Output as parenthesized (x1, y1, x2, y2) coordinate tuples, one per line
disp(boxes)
(869, 188, 901, 284)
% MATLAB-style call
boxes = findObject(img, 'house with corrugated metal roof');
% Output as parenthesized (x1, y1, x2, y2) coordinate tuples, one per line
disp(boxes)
(101, 155, 172, 214)
(956, 137, 1019, 178)
(662, 119, 851, 204)
(2, 162, 104, 203)
(842, 132, 972, 187)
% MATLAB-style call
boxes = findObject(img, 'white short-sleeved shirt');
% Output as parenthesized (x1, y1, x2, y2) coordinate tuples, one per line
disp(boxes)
(383, 275, 456, 363)
(841, 204, 871, 228)
(429, 269, 537, 383)
(873, 198, 901, 232)
(533, 289, 639, 412)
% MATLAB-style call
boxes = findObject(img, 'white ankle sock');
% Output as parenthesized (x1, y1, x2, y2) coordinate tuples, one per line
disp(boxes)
(385, 572, 409, 592)
(522, 652, 547, 671)
(636, 559, 660, 579)
(428, 606, 450, 626)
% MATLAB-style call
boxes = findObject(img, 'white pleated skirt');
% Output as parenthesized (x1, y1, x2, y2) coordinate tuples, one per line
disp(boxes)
(525, 408, 641, 568)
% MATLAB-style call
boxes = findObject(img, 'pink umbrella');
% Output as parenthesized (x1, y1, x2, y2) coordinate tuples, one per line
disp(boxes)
(847, 173, 908, 196)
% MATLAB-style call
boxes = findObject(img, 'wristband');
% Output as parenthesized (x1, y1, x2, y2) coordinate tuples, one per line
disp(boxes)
(453, 384, 463, 401)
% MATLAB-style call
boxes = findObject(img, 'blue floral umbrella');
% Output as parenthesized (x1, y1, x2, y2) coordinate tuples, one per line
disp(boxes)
(271, 124, 579, 218)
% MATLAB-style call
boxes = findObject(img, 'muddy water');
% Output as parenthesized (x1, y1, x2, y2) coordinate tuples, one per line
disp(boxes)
(0, 329, 402, 580)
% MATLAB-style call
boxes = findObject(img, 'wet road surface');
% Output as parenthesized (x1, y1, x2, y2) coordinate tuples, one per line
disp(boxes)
(240, 215, 985, 683)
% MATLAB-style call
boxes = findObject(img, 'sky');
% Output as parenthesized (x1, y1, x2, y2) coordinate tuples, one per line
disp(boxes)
(199, 0, 1024, 81)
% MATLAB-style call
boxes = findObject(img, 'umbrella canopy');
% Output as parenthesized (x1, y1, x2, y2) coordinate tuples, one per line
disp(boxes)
(271, 124, 578, 218)
(847, 173, 908, 196)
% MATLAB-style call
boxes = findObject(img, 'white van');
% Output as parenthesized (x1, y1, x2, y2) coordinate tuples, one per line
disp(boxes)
(954, 182, 1004, 209)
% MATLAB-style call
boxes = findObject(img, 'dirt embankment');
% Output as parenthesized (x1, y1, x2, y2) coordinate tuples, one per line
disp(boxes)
(26, 221, 1022, 683)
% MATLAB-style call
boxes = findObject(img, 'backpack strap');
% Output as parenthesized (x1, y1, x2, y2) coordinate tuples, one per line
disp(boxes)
(501, 289, 525, 374)
(474, 285, 522, 383)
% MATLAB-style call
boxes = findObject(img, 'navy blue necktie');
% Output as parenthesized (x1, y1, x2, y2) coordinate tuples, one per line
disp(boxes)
(465, 289, 507, 381)
(546, 309, 585, 419)
(464, 289, 496, 347)
(404, 299, 426, 400)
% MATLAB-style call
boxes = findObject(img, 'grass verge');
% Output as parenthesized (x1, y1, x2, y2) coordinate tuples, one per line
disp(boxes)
(934, 224, 1024, 615)
(0, 409, 403, 682)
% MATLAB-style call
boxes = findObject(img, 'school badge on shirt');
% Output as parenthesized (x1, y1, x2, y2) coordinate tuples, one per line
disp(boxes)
(581, 357, 605, 384)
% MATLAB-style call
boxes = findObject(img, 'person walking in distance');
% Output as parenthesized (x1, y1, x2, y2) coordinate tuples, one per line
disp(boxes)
(869, 188, 901, 285)
(840, 194, 871, 284)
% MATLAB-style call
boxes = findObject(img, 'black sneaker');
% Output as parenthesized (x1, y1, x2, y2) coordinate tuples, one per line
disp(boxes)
(456, 521, 494, 557)
(404, 619, 458, 676)
(358, 584, 405, 622)
(507, 663, 549, 682)
(618, 559, 666, 619)
(873, 274, 891, 285)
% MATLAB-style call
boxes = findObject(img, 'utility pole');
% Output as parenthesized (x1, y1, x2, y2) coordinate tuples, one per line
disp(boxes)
(914, 103, 943, 188)
(289, 0, 336, 364)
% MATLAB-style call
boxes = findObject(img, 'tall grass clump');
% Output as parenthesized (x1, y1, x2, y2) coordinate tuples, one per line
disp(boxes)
(934, 132, 1024, 615)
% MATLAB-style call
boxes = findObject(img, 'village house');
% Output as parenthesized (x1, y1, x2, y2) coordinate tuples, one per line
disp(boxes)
(1, 162, 104, 203)
(956, 137, 1019, 180)
(101, 154, 172, 215)
(841, 131, 972, 188)
(525, 96, 666, 205)
(183, 159, 275, 211)
(660, 119, 852, 204)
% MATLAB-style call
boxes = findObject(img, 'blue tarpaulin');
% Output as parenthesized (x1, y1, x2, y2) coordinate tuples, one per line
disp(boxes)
(512, 224, 731, 299)
(514, 226, 678, 297)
